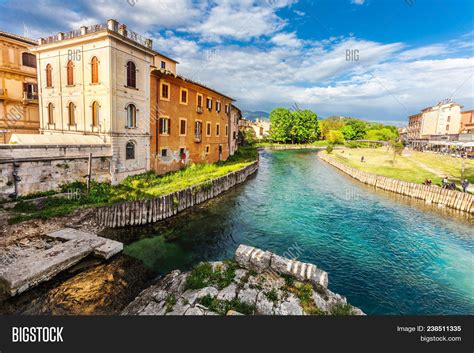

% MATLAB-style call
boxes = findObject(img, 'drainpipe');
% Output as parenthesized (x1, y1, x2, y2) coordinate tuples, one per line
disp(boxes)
(10, 162, 21, 199)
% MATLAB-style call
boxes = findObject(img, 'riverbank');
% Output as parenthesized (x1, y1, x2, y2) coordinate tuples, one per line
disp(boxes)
(123, 245, 365, 316)
(329, 147, 473, 188)
(319, 152, 474, 214)
(3, 147, 258, 226)
(257, 141, 328, 150)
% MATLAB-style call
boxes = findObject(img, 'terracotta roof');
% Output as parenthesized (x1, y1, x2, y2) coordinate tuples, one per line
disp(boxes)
(152, 68, 235, 101)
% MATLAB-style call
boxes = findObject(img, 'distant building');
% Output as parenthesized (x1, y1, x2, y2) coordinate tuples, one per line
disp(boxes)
(230, 104, 241, 155)
(407, 113, 422, 140)
(150, 69, 233, 174)
(250, 118, 270, 140)
(398, 127, 408, 143)
(460, 110, 474, 134)
(0, 31, 39, 143)
(419, 99, 463, 138)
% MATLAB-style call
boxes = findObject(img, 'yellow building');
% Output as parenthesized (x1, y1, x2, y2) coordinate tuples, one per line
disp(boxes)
(0, 31, 39, 143)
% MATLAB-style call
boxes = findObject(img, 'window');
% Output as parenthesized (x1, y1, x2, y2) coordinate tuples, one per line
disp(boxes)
(67, 60, 74, 86)
(126, 104, 137, 128)
(126, 142, 135, 160)
(91, 56, 99, 84)
(205, 145, 210, 154)
(159, 117, 170, 135)
(195, 121, 202, 139)
(197, 93, 203, 108)
(225, 124, 228, 137)
(206, 122, 211, 137)
(22, 53, 36, 68)
(126, 61, 136, 88)
(46, 64, 52, 88)
(23, 83, 37, 100)
(179, 118, 187, 136)
(206, 97, 212, 110)
(179, 148, 185, 159)
(161, 61, 166, 69)
(68, 102, 75, 126)
(216, 123, 220, 136)
(446, 124, 450, 131)
(180, 88, 188, 105)
(225, 104, 230, 114)
(160, 81, 170, 100)
(216, 101, 221, 112)
(92, 101, 99, 127)
(47, 103, 54, 124)
(161, 149, 168, 157)
(447, 116, 451, 122)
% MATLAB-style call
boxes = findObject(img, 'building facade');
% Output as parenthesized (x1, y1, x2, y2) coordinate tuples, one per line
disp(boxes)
(0, 31, 39, 143)
(230, 104, 241, 155)
(460, 110, 474, 134)
(29, 19, 174, 183)
(250, 118, 270, 140)
(419, 100, 463, 138)
(150, 69, 233, 174)
(407, 113, 422, 141)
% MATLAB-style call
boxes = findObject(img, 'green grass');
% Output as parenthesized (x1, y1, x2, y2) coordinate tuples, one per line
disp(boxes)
(185, 261, 237, 290)
(330, 303, 354, 315)
(197, 294, 256, 315)
(328, 148, 474, 188)
(8, 147, 258, 224)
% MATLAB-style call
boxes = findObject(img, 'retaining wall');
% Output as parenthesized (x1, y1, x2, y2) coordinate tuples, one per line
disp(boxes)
(96, 160, 259, 228)
(258, 145, 326, 151)
(319, 153, 474, 214)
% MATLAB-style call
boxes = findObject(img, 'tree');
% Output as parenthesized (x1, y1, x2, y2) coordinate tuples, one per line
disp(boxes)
(269, 108, 293, 143)
(327, 130, 345, 144)
(269, 108, 319, 144)
(390, 140, 405, 162)
(341, 125, 356, 140)
(319, 116, 345, 140)
(344, 119, 367, 140)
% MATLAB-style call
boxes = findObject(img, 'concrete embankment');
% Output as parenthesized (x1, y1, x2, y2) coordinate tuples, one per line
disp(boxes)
(95, 160, 259, 228)
(319, 153, 474, 214)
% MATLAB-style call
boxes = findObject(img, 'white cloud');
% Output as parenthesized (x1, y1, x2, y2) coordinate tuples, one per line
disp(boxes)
(351, 0, 365, 5)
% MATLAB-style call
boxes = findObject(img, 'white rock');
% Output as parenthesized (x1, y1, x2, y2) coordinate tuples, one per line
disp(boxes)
(217, 283, 238, 301)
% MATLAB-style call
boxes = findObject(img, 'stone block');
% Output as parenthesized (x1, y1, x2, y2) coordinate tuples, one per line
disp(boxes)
(235, 244, 271, 273)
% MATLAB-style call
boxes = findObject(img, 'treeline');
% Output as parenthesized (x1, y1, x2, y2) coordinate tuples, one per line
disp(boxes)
(268, 108, 398, 144)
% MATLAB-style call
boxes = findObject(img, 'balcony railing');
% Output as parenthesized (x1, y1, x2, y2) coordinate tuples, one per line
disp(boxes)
(23, 92, 38, 102)
(194, 133, 202, 143)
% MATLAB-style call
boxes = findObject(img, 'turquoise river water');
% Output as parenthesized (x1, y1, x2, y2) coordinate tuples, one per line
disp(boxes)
(111, 149, 473, 315)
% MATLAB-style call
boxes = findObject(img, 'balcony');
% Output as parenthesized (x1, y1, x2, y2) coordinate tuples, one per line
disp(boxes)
(196, 106, 203, 114)
(23, 91, 38, 103)
(194, 133, 202, 143)
(0, 88, 7, 100)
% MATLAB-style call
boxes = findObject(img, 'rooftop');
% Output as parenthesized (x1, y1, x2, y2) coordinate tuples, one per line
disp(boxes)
(152, 67, 234, 101)
(0, 31, 37, 46)
(36, 19, 178, 63)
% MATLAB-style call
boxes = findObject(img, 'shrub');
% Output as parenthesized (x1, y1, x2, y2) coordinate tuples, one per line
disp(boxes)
(330, 303, 354, 315)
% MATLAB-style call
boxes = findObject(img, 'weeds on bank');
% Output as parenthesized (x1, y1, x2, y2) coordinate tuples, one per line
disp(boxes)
(185, 261, 238, 290)
(7, 147, 258, 224)
(197, 294, 256, 315)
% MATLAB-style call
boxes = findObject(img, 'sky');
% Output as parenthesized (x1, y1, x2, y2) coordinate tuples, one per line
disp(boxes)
(0, 0, 473, 125)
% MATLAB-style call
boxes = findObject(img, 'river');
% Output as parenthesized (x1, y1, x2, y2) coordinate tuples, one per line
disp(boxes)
(105, 149, 474, 315)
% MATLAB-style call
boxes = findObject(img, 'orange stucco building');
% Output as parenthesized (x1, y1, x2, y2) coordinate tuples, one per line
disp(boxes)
(461, 110, 474, 134)
(150, 68, 234, 174)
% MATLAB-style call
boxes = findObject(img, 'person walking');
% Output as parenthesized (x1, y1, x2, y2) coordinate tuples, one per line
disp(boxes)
(462, 179, 469, 193)
(442, 176, 449, 189)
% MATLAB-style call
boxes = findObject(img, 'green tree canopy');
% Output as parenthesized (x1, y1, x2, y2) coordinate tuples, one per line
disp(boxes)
(270, 108, 320, 144)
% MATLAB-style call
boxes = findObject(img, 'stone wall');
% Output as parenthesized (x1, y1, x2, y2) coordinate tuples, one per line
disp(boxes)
(0, 144, 112, 199)
(96, 160, 259, 228)
(319, 152, 474, 214)
(258, 145, 326, 151)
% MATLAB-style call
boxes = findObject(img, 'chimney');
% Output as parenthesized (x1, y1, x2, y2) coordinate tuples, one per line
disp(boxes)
(107, 19, 118, 32)
(80, 26, 87, 35)
(118, 24, 127, 36)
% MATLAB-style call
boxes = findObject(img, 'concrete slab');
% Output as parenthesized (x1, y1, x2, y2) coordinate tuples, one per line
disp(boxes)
(0, 228, 123, 297)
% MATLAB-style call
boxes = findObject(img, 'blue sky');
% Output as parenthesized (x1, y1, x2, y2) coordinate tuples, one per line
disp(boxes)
(1, 0, 473, 125)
